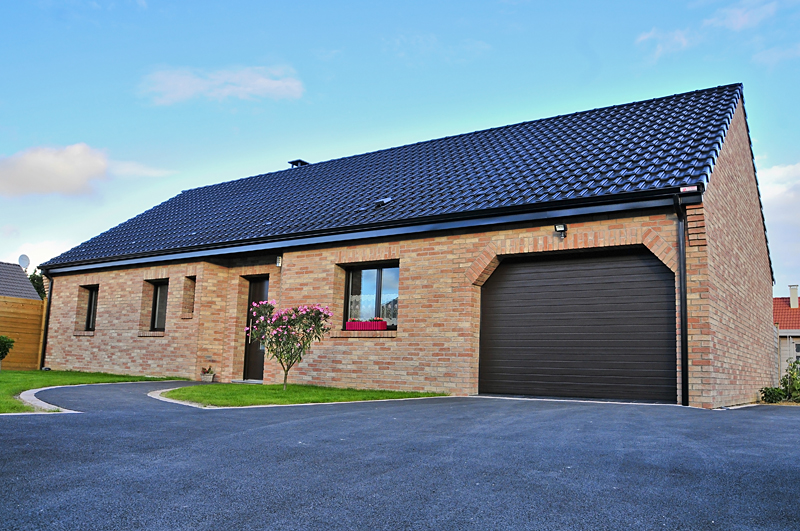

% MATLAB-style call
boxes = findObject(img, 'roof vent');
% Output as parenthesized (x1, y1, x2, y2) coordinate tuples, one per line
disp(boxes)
(289, 159, 309, 168)
(375, 197, 393, 207)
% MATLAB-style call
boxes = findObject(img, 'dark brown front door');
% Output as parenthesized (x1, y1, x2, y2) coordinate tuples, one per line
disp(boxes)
(244, 278, 269, 380)
(479, 247, 677, 402)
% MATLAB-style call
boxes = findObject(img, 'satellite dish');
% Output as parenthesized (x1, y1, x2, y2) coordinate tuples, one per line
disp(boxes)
(18, 254, 30, 270)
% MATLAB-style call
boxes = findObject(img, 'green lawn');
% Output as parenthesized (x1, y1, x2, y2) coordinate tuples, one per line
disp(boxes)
(0, 370, 181, 413)
(163, 383, 446, 407)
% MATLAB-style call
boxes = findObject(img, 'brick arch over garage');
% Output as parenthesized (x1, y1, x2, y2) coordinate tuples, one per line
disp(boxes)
(466, 227, 677, 286)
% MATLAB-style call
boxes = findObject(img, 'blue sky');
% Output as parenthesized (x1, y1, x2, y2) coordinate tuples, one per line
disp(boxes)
(1, 0, 799, 295)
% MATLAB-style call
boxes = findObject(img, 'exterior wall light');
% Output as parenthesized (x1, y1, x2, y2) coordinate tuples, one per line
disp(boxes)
(554, 224, 568, 239)
(276, 256, 283, 267)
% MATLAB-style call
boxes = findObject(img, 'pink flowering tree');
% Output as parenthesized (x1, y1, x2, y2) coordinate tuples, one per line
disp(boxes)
(246, 300, 333, 390)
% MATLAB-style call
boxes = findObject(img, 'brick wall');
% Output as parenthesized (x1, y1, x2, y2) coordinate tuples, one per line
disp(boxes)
(46, 264, 203, 378)
(275, 213, 683, 397)
(46, 214, 683, 396)
(698, 100, 776, 407)
(683, 204, 712, 407)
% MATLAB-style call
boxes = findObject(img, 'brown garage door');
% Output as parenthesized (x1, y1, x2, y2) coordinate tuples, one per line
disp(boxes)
(479, 247, 677, 402)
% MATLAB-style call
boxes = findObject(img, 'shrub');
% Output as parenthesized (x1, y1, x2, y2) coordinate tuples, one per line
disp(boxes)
(247, 300, 333, 390)
(0, 336, 14, 362)
(760, 386, 786, 403)
(780, 358, 800, 402)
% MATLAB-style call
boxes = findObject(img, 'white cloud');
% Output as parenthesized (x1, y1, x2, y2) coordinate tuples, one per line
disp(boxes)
(636, 28, 693, 60)
(753, 42, 800, 65)
(0, 143, 173, 196)
(2, 240, 77, 271)
(759, 162, 800, 200)
(108, 160, 174, 177)
(759, 162, 800, 289)
(703, 1, 777, 31)
(140, 66, 305, 105)
(0, 143, 108, 196)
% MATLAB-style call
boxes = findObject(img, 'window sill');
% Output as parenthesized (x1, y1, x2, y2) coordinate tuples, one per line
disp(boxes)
(73, 331, 94, 337)
(180, 312, 194, 320)
(330, 330, 397, 339)
(138, 331, 165, 337)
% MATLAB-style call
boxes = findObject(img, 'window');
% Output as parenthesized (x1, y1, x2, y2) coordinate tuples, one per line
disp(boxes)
(345, 266, 399, 328)
(150, 281, 169, 331)
(85, 286, 99, 331)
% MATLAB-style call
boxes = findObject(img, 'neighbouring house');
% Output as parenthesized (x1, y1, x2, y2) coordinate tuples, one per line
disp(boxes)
(774, 285, 800, 376)
(0, 261, 46, 370)
(39, 83, 775, 408)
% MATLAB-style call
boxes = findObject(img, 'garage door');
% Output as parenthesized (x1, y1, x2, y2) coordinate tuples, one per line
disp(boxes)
(479, 247, 677, 402)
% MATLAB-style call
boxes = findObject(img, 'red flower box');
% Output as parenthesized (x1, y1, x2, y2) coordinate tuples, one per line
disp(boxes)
(345, 321, 388, 331)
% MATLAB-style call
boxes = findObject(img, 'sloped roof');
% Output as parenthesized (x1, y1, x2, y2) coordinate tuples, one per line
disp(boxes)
(43, 83, 745, 269)
(774, 297, 800, 330)
(0, 262, 41, 300)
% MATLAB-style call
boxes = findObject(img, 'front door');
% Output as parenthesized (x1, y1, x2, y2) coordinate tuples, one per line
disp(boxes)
(244, 278, 269, 380)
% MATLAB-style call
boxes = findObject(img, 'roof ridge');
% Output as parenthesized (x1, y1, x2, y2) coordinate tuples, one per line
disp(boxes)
(185, 83, 744, 194)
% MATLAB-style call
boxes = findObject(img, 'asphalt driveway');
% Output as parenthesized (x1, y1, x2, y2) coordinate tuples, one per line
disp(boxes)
(1, 382, 799, 530)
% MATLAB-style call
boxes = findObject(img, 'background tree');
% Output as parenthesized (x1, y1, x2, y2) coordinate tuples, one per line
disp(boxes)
(27, 268, 46, 300)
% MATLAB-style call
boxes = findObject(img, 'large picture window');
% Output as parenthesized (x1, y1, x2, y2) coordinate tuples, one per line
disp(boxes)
(150, 281, 169, 332)
(346, 266, 399, 328)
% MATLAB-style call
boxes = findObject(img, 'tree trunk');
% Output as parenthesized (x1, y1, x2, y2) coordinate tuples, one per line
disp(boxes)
(283, 369, 288, 391)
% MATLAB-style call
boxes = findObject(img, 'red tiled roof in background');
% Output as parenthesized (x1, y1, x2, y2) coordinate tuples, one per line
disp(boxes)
(774, 297, 800, 329)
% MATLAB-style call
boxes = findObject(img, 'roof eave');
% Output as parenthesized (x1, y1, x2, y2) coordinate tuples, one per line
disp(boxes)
(42, 188, 702, 275)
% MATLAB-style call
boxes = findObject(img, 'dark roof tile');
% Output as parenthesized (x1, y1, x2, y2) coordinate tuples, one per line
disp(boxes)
(0, 262, 41, 300)
(43, 83, 743, 268)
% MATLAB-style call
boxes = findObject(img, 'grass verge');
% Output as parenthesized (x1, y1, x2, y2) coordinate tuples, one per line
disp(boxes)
(163, 383, 446, 407)
(0, 370, 182, 413)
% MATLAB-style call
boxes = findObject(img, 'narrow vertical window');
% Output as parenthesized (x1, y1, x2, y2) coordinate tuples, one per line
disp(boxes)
(379, 267, 399, 325)
(84, 286, 99, 331)
(150, 281, 169, 331)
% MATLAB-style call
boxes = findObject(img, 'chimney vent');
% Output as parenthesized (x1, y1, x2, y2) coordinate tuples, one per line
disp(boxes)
(791, 285, 798, 309)
(288, 159, 309, 168)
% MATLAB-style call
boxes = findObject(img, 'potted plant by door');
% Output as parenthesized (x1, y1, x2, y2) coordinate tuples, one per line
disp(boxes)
(201, 366, 215, 382)
(345, 317, 388, 331)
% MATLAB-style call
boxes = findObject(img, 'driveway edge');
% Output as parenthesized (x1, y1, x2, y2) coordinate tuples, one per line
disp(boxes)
(149, 388, 454, 410)
(6, 380, 190, 416)
(17, 386, 81, 414)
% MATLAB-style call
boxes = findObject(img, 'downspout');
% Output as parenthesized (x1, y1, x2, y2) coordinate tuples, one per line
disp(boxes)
(673, 196, 690, 406)
(39, 272, 54, 369)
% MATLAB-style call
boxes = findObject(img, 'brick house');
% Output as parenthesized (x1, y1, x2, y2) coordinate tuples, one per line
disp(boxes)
(774, 285, 800, 376)
(40, 83, 774, 408)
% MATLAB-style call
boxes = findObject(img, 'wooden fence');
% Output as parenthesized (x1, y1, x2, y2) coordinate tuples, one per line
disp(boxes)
(0, 295, 46, 370)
